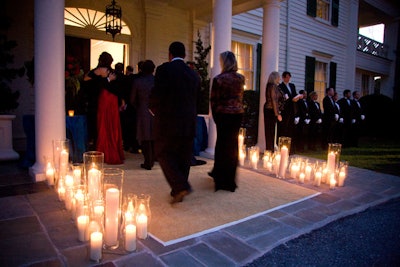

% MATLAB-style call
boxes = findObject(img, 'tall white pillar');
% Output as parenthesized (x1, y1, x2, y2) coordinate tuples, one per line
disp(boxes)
(30, 0, 65, 181)
(206, 0, 232, 155)
(257, 0, 281, 151)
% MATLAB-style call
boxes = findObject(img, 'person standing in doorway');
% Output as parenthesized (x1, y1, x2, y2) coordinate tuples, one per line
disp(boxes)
(208, 51, 245, 192)
(149, 42, 200, 204)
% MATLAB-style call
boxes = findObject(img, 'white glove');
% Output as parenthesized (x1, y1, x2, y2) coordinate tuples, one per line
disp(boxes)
(335, 114, 339, 121)
(305, 119, 310, 125)
(284, 94, 289, 100)
(352, 119, 356, 124)
(294, 117, 300, 125)
(361, 115, 365, 120)
(316, 118, 322, 124)
(339, 118, 344, 123)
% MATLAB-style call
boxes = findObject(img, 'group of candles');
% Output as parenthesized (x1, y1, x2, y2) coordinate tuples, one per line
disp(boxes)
(45, 145, 151, 262)
(238, 133, 348, 189)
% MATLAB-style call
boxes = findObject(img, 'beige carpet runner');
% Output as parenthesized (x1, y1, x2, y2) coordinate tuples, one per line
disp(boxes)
(121, 154, 319, 246)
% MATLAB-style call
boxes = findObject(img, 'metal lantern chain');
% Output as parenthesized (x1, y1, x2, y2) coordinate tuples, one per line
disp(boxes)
(105, 0, 122, 40)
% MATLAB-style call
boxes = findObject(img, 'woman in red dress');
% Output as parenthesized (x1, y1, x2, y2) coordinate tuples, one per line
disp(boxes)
(84, 52, 124, 164)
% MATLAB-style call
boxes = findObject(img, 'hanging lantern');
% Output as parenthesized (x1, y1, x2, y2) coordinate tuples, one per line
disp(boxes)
(105, 0, 122, 40)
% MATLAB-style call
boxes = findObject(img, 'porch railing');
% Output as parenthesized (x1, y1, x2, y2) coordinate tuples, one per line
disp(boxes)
(357, 34, 388, 58)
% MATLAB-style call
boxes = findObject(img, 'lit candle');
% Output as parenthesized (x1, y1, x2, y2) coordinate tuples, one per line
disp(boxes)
(291, 163, 300, 179)
(314, 171, 322, 187)
(45, 163, 55, 186)
(77, 215, 89, 242)
(305, 165, 312, 181)
(298, 172, 305, 184)
(266, 161, 273, 172)
(104, 188, 120, 246)
(73, 168, 81, 185)
(238, 134, 244, 150)
(278, 146, 289, 178)
(94, 203, 104, 219)
(68, 110, 75, 117)
(136, 213, 148, 239)
(74, 189, 85, 217)
(251, 152, 258, 169)
(329, 173, 336, 189)
(88, 167, 101, 201)
(274, 154, 281, 176)
(125, 224, 137, 252)
(65, 174, 74, 188)
(327, 152, 336, 175)
(239, 149, 246, 166)
(90, 231, 103, 262)
(58, 185, 65, 201)
(338, 171, 346, 186)
(59, 149, 69, 177)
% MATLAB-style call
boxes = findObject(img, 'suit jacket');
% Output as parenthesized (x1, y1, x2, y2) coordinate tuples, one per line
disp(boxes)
(149, 59, 200, 139)
(337, 97, 353, 126)
(278, 82, 297, 117)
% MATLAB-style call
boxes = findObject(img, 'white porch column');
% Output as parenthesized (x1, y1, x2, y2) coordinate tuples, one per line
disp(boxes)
(206, 0, 232, 155)
(30, 0, 66, 181)
(257, 0, 281, 151)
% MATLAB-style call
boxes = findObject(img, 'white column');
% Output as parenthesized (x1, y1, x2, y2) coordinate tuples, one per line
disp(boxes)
(205, 0, 232, 156)
(257, 0, 281, 151)
(30, 0, 66, 181)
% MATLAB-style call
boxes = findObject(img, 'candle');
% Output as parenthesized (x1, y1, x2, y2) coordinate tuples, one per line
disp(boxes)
(136, 213, 148, 239)
(290, 163, 300, 179)
(266, 161, 273, 172)
(274, 154, 281, 176)
(338, 171, 346, 186)
(104, 188, 120, 246)
(77, 215, 89, 241)
(239, 149, 246, 166)
(327, 152, 336, 175)
(278, 146, 289, 178)
(305, 165, 312, 181)
(238, 134, 244, 148)
(125, 224, 137, 252)
(74, 189, 85, 217)
(73, 168, 81, 185)
(58, 185, 65, 201)
(88, 167, 101, 201)
(68, 110, 75, 117)
(329, 173, 336, 189)
(59, 149, 69, 177)
(314, 171, 322, 187)
(251, 152, 258, 169)
(65, 174, 74, 188)
(298, 172, 305, 184)
(45, 163, 55, 186)
(90, 231, 103, 262)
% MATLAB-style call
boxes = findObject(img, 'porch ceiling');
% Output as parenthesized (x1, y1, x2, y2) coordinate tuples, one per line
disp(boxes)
(165, 0, 264, 21)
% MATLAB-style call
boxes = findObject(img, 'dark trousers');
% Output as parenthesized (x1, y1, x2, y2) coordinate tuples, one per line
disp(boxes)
(155, 136, 193, 196)
(141, 140, 155, 168)
(212, 113, 242, 190)
(264, 108, 277, 152)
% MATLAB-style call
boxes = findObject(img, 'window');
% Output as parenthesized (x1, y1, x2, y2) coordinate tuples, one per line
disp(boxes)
(231, 41, 254, 90)
(307, 0, 339, 27)
(314, 61, 328, 100)
(64, 7, 131, 35)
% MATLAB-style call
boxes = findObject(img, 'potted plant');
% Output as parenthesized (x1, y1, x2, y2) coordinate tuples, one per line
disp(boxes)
(0, 17, 26, 160)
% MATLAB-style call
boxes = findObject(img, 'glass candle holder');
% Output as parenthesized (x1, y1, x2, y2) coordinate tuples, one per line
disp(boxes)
(238, 127, 246, 151)
(135, 194, 151, 239)
(89, 219, 103, 263)
(327, 143, 341, 175)
(52, 139, 70, 184)
(83, 151, 104, 204)
(277, 136, 291, 178)
(337, 161, 348, 186)
(45, 160, 55, 187)
(249, 146, 260, 169)
(103, 168, 124, 250)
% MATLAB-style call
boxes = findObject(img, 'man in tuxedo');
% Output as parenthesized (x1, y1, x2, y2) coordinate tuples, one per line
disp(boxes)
(322, 87, 340, 148)
(149, 42, 200, 204)
(278, 71, 303, 153)
(351, 90, 366, 147)
(337, 89, 354, 147)
(308, 91, 323, 150)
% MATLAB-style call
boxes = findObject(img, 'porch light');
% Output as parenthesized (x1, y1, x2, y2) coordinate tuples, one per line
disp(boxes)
(105, 0, 122, 40)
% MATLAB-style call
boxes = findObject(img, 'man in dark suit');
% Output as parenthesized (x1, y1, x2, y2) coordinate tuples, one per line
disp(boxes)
(149, 41, 200, 204)
(278, 71, 303, 153)
(322, 87, 340, 148)
(337, 89, 354, 147)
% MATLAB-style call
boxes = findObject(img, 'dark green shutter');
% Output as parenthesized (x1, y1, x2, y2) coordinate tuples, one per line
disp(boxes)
(256, 43, 262, 92)
(307, 0, 317, 17)
(329, 62, 337, 89)
(331, 0, 339, 27)
(305, 56, 315, 93)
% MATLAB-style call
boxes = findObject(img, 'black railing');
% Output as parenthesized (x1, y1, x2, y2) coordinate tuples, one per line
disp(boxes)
(357, 34, 388, 58)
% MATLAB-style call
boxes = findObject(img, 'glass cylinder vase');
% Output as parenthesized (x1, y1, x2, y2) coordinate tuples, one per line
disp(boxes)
(52, 139, 70, 185)
(327, 143, 341, 176)
(103, 168, 124, 250)
(277, 136, 291, 178)
(135, 194, 151, 239)
(83, 151, 104, 204)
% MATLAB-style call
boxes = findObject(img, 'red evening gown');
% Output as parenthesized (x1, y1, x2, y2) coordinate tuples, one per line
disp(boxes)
(96, 88, 125, 164)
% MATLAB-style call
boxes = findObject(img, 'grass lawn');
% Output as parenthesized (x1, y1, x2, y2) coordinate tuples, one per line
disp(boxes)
(299, 136, 400, 177)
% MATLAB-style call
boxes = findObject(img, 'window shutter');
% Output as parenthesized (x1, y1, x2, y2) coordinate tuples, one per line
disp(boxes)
(256, 43, 262, 92)
(329, 62, 337, 88)
(305, 56, 316, 93)
(331, 0, 339, 27)
(307, 0, 317, 17)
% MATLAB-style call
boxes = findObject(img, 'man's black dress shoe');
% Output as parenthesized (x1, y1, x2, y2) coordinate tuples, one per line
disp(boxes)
(140, 164, 151, 170)
(170, 190, 191, 204)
